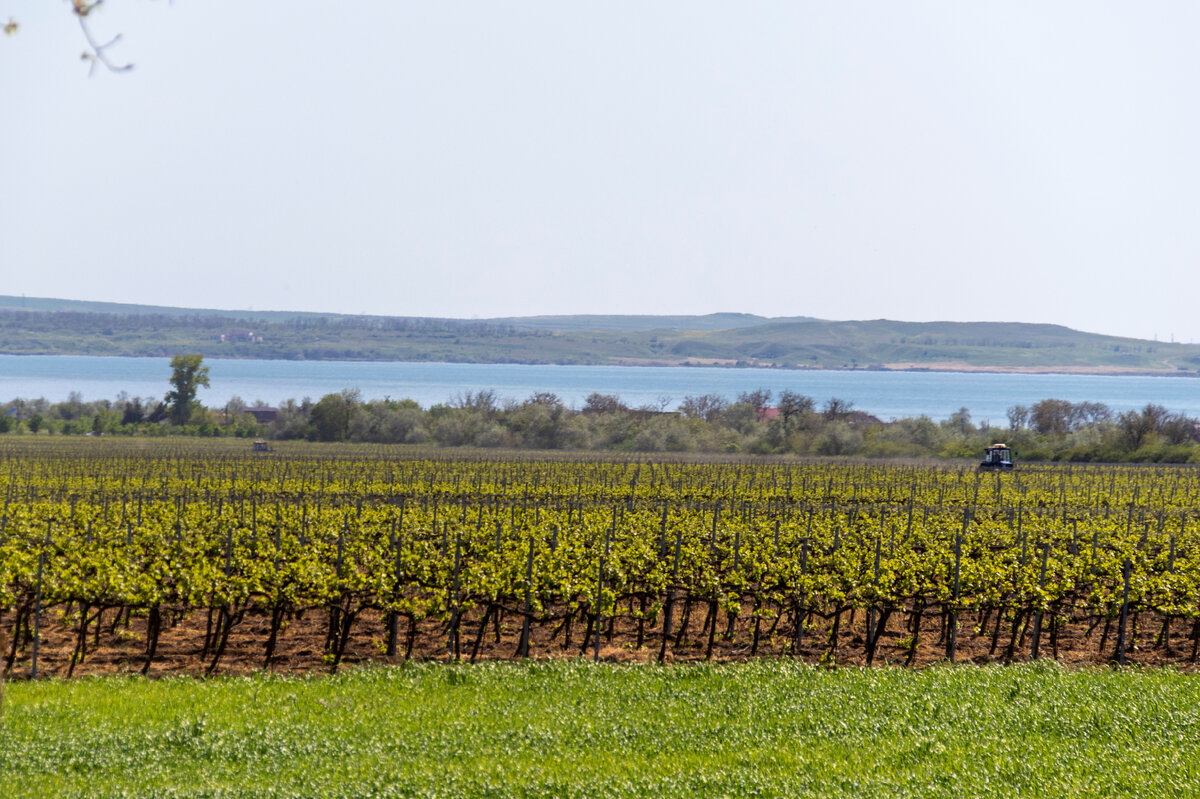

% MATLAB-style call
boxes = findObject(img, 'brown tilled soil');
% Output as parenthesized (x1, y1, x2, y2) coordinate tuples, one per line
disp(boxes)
(4, 601, 1196, 678)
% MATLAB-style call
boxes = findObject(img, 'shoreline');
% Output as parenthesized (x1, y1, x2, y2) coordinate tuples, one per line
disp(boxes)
(1, 351, 1197, 379)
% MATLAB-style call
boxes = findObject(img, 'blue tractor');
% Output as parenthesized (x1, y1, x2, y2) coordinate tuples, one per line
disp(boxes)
(979, 443, 1014, 472)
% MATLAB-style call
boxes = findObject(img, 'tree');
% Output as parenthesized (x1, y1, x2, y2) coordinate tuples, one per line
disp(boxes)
(1029, 398, 1076, 436)
(166, 354, 210, 425)
(65, 390, 84, 421)
(679, 394, 727, 422)
(737, 389, 772, 415)
(450, 390, 498, 416)
(1006, 405, 1029, 431)
(583, 393, 627, 414)
(506, 393, 570, 449)
(943, 407, 973, 436)
(822, 397, 854, 420)
(309, 390, 360, 442)
(815, 421, 863, 456)
(1074, 401, 1112, 427)
(777, 390, 815, 425)
(1116, 403, 1177, 450)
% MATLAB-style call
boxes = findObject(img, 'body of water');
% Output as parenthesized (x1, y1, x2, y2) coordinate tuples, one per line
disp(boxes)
(2, 355, 1198, 423)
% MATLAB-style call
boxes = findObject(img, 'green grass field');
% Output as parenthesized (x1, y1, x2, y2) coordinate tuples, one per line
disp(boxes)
(2, 661, 1199, 798)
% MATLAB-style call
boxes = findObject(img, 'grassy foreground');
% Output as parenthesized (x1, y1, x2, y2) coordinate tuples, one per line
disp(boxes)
(1, 662, 1199, 798)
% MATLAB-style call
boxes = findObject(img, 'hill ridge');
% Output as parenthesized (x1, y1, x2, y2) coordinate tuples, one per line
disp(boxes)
(0, 295, 1196, 375)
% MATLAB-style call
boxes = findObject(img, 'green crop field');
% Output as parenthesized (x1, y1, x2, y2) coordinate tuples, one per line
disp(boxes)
(2, 662, 1200, 798)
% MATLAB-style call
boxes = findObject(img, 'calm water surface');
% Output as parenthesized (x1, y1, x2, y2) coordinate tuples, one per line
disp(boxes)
(2, 355, 1199, 424)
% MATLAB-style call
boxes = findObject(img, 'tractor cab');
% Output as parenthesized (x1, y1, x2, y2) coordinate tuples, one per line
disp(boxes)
(979, 443, 1014, 471)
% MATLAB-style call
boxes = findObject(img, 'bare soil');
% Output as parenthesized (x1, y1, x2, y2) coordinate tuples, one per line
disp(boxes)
(5, 600, 1195, 678)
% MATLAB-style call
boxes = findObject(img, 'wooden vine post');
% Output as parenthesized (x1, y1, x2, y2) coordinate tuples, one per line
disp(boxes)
(658, 526, 683, 664)
(947, 515, 964, 663)
(518, 535, 534, 659)
(0, 625, 6, 717)
(1115, 558, 1131, 666)
(32, 521, 50, 680)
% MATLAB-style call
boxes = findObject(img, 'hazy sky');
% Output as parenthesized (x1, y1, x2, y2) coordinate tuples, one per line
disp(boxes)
(4, 3, 1200, 341)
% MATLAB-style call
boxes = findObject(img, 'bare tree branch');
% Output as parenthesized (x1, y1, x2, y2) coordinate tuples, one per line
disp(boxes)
(74, 0, 134, 76)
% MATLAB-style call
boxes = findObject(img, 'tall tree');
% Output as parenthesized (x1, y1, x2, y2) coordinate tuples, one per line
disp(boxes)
(737, 389, 772, 415)
(822, 397, 854, 420)
(166, 354, 210, 425)
(309, 390, 360, 442)
(679, 394, 727, 423)
(777, 390, 815, 425)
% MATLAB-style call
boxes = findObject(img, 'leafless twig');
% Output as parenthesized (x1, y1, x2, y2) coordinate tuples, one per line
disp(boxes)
(74, 0, 134, 76)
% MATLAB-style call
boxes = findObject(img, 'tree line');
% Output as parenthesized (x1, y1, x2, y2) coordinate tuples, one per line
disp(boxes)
(3, 387, 1199, 463)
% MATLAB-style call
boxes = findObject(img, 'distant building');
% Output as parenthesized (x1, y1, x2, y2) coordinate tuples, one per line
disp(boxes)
(845, 410, 883, 428)
(246, 407, 278, 424)
(756, 407, 781, 423)
(215, 329, 263, 343)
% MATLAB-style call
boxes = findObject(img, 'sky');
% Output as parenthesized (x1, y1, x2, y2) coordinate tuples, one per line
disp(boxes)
(3, 2, 1200, 342)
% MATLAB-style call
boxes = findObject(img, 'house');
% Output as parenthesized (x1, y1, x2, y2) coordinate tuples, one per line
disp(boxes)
(246, 407, 279, 424)
(756, 407, 781, 423)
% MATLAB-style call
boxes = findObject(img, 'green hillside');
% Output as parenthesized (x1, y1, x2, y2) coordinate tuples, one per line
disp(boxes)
(0, 295, 1196, 374)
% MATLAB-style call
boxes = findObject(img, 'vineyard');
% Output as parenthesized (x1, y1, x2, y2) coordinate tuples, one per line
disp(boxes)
(2, 438, 1200, 677)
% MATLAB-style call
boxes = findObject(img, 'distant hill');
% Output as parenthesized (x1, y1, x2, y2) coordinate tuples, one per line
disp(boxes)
(488, 313, 817, 331)
(0, 295, 323, 321)
(0, 295, 1197, 375)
